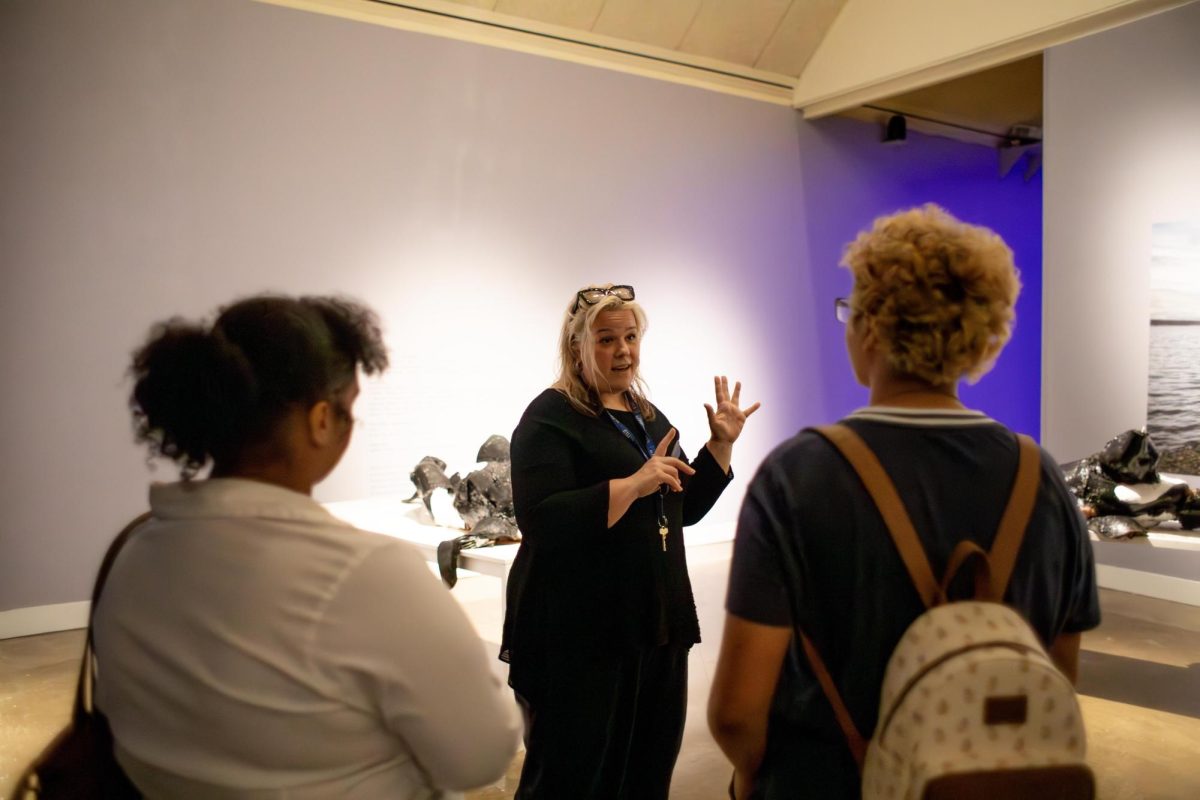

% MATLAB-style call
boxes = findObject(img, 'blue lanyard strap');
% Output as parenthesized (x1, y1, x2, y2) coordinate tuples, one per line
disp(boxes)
(604, 404, 657, 462)
(604, 400, 671, 551)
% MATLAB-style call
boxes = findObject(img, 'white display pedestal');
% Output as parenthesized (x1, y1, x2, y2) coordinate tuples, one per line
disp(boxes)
(324, 494, 520, 611)
(324, 493, 737, 618)
(1090, 472, 1200, 607)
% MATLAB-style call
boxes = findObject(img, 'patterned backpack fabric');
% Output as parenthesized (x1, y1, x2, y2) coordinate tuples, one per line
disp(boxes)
(803, 424, 1094, 800)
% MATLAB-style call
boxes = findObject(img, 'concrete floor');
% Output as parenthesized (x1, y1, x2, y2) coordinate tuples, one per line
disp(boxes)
(3, 544, 1198, 799)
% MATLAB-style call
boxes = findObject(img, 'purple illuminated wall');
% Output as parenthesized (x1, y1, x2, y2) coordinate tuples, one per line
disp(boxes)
(792, 116, 1044, 437)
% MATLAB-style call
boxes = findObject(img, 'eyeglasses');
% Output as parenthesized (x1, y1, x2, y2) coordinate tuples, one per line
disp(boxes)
(834, 297, 852, 324)
(572, 285, 635, 314)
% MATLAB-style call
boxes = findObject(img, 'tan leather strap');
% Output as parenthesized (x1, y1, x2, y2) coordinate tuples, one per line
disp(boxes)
(799, 631, 867, 769)
(940, 540, 993, 600)
(987, 434, 1041, 601)
(816, 425, 943, 609)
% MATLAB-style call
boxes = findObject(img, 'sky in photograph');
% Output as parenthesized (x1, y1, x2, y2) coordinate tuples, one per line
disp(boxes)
(1151, 220, 1200, 322)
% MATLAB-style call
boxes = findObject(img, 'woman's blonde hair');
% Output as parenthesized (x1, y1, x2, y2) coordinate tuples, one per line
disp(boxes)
(842, 204, 1021, 387)
(553, 285, 654, 418)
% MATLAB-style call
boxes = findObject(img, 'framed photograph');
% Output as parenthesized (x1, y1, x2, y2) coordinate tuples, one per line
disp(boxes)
(1149, 220, 1200, 473)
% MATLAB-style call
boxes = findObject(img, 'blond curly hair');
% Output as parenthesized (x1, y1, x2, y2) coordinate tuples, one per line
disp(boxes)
(552, 285, 655, 419)
(842, 204, 1021, 387)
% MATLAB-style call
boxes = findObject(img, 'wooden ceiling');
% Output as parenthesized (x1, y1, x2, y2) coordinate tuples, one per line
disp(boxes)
(423, 0, 847, 79)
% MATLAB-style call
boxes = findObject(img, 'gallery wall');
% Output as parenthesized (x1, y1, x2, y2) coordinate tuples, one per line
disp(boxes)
(1042, 0, 1200, 596)
(0, 0, 1042, 623)
(1043, 0, 1200, 462)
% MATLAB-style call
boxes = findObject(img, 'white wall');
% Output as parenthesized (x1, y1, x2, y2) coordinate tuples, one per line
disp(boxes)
(1043, 0, 1200, 462)
(1043, 1, 1200, 595)
(0, 0, 807, 615)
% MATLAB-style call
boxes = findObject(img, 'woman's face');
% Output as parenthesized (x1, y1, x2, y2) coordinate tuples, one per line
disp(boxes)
(585, 309, 640, 396)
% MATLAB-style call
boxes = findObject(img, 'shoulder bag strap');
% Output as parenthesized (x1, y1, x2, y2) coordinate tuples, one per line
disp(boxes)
(814, 424, 943, 609)
(986, 434, 1041, 602)
(74, 512, 152, 720)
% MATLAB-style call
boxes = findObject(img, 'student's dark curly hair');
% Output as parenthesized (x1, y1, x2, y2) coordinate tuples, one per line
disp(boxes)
(130, 294, 388, 478)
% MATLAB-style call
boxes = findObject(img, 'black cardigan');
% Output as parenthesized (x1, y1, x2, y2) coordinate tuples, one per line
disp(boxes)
(500, 388, 733, 692)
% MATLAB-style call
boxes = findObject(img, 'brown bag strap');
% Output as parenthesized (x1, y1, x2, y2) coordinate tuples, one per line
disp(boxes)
(987, 434, 1041, 601)
(799, 632, 867, 769)
(74, 512, 152, 720)
(940, 540, 993, 600)
(815, 424, 943, 609)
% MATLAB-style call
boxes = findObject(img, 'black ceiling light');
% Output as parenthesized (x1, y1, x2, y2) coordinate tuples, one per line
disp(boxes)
(883, 114, 907, 145)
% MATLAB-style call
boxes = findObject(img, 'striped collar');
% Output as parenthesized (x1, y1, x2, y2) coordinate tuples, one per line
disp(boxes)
(847, 405, 996, 427)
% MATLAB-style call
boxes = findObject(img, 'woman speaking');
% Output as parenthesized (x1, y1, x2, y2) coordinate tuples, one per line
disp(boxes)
(501, 283, 758, 799)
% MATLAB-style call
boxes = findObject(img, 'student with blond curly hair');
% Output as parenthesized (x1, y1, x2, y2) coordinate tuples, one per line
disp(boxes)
(708, 205, 1099, 799)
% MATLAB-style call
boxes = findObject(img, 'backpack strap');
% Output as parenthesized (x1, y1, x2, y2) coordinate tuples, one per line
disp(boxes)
(798, 632, 867, 768)
(815, 424, 943, 609)
(986, 434, 1041, 601)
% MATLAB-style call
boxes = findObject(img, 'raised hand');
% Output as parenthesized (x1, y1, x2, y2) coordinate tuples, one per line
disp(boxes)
(705, 376, 760, 445)
(628, 427, 696, 497)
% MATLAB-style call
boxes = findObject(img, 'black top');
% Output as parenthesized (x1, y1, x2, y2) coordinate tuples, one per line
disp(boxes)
(501, 388, 733, 694)
(727, 407, 1101, 799)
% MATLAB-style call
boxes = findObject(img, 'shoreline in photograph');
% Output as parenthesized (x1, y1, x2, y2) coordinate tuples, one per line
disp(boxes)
(1158, 443, 1200, 476)
(1147, 324, 1200, 452)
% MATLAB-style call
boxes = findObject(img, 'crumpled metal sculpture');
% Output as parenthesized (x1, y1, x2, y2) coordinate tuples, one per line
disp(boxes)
(406, 456, 458, 515)
(436, 513, 520, 587)
(1061, 428, 1200, 539)
(405, 435, 520, 587)
(476, 434, 511, 464)
(453, 461, 513, 530)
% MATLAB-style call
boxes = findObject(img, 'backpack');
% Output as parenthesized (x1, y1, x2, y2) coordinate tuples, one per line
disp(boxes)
(800, 424, 1094, 800)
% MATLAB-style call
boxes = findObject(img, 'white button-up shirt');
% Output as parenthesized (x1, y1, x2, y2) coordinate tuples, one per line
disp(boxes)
(94, 478, 521, 799)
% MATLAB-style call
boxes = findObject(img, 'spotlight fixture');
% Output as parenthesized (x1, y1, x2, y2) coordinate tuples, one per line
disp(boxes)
(883, 114, 907, 145)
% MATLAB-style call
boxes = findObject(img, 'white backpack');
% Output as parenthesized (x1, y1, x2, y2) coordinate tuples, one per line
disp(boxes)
(802, 424, 1094, 800)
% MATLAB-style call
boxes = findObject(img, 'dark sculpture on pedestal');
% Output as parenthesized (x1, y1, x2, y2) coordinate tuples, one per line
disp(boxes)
(406, 436, 520, 587)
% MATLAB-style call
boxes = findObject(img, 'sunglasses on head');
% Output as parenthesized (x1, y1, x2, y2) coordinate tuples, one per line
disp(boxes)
(572, 285, 635, 314)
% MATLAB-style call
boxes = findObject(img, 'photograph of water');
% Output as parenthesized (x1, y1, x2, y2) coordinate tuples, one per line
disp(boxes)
(1148, 220, 1200, 456)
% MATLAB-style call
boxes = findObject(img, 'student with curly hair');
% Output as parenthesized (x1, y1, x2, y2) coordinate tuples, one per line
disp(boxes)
(708, 206, 1100, 798)
(93, 294, 520, 799)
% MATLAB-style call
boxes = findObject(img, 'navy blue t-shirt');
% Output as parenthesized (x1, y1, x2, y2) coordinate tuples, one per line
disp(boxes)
(727, 407, 1101, 799)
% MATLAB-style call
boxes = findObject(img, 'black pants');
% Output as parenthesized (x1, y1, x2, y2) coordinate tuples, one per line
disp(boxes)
(514, 643, 689, 800)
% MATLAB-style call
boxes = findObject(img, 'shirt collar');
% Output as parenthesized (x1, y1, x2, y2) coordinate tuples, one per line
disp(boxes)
(847, 405, 995, 427)
(149, 478, 348, 526)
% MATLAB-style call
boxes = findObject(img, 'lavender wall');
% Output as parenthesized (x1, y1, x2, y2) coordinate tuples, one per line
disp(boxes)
(0, 0, 1041, 617)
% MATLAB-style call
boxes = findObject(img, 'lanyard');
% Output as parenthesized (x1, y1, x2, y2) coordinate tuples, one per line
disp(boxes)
(604, 404, 656, 460)
(604, 401, 671, 552)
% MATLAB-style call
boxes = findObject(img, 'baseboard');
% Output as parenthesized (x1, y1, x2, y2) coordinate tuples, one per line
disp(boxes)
(0, 601, 89, 640)
(1096, 564, 1200, 607)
